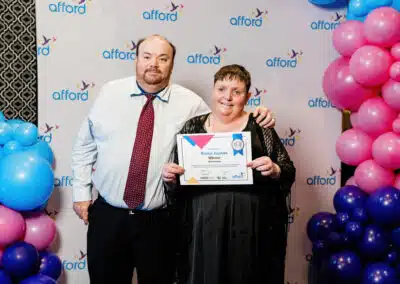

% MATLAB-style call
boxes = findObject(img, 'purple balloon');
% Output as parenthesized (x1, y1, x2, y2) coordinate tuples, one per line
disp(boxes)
(386, 250, 398, 265)
(0, 270, 12, 284)
(366, 186, 400, 227)
(307, 212, 338, 242)
(327, 251, 362, 282)
(351, 207, 369, 224)
(38, 251, 62, 280)
(20, 274, 56, 284)
(391, 227, 400, 249)
(336, 212, 350, 230)
(333, 185, 367, 214)
(345, 221, 363, 241)
(2, 242, 39, 278)
(362, 262, 397, 283)
(359, 225, 389, 259)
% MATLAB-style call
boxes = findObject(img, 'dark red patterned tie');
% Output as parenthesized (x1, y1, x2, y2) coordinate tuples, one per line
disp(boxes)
(124, 94, 155, 208)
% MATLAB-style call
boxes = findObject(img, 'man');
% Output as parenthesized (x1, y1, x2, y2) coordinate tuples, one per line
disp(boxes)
(72, 34, 276, 284)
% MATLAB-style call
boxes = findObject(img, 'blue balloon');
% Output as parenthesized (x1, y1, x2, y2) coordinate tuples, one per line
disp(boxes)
(307, 212, 338, 242)
(359, 225, 389, 259)
(309, 0, 348, 8)
(346, 12, 367, 21)
(345, 221, 363, 241)
(365, 0, 393, 10)
(0, 270, 12, 284)
(390, 227, 400, 249)
(20, 274, 56, 284)
(336, 212, 350, 230)
(7, 119, 24, 131)
(2, 242, 39, 278)
(13, 123, 38, 146)
(3, 140, 23, 156)
(393, 0, 400, 10)
(0, 122, 12, 145)
(363, 263, 397, 283)
(0, 152, 54, 211)
(0, 112, 5, 122)
(349, 0, 371, 16)
(23, 140, 54, 165)
(327, 251, 362, 282)
(351, 207, 369, 224)
(38, 252, 62, 280)
(366, 186, 400, 227)
(334, 186, 367, 214)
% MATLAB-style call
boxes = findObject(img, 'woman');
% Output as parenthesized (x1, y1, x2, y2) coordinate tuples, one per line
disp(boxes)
(163, 64, 296, 284)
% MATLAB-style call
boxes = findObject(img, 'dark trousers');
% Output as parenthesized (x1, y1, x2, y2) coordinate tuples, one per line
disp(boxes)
(87, 196, 177, 284)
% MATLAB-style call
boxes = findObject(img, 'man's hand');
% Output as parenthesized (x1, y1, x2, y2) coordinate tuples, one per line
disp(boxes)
(73, 200, 92, 225)
(253, 107, 276, 128)
(162, 163, 185, 183)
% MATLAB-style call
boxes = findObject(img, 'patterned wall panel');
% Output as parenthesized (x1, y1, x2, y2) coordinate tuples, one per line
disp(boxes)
(0, 0, 37, 123)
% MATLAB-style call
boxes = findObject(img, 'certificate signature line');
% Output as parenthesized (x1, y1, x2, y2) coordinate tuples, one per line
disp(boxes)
(193, 165, 241, 168)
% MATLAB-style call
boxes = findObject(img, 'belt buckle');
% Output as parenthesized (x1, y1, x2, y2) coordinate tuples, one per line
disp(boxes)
(129, 210, 135, 215)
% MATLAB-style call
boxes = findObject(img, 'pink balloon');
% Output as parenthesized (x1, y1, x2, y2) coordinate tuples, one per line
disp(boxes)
(390, 62, 400, 81)
(356, 97, 397, 137)
(364, 7, 400, 48)
(393, 119, 400, 133)
(349, 45, 393, 86)
(345, 176, 358, 186)
(0, 205, 26, 247)
(323, 57, 377, 111)
(23, 213, 56, 251)
(336, 129, 373, 165)
(392, 43, 400, 60)
(372, 132, 400, 169)
(382, 79, 400, 110)
(350, 112, 360, 128)
(333, 20, 367, 57)
(354, 159, 395, 193)
(394, 174, 400, 189)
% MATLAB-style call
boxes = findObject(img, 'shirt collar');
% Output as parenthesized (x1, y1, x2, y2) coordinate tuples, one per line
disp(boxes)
(130, 81, 171, 103)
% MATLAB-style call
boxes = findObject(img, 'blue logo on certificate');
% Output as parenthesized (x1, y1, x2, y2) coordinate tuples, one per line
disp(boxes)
(231, 133, 244, 155)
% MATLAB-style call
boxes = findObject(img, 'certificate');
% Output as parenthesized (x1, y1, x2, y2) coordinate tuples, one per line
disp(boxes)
(176, 132, 253, 185)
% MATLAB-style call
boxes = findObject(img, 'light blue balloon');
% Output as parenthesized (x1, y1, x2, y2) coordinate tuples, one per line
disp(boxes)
(0, 122, 12, 145)
(3, 140, 23, 156)
(23, 140, 54, 165)
(0, 111, 5, 122)
(346, 12, 367, 21)
(349, 0, 371, 16)
(13, 122, 38, 146)
(365, 0, 393, 9)
(6, 118, 25, 131)
(393, 0, 400, 11)
(0, 152, 54, 211)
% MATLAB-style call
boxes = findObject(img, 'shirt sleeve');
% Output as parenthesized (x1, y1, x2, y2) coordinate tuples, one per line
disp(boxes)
(192, 96, 211, 117)
(71, 114, 98, 202)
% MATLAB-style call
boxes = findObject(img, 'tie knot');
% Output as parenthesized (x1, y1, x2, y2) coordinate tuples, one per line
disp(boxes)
(145, 94, 155, 101)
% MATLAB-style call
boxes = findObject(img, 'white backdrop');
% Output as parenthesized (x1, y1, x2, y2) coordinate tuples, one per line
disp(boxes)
(36, 0, 343, 283)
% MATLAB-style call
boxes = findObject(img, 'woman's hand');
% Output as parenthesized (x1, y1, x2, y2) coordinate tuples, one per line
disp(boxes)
(162, 163, 185, 183)
(247, 156, 281, 178)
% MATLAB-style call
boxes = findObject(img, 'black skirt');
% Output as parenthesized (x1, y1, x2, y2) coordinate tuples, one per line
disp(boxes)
(176, 186, 288, 284)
